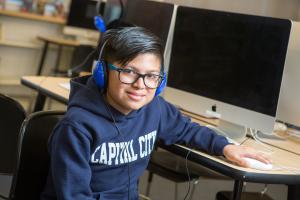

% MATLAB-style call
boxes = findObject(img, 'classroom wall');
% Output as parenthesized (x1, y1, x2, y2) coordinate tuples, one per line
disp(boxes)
(0, 2, 73, 96)
(0, 16, 65, 80)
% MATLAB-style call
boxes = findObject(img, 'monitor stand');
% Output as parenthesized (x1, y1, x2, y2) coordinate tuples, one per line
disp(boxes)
(206, 119, 247, 144)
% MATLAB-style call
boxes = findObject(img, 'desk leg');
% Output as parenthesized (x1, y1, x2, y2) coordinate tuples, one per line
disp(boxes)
(232, 180, 243, 200)
(33, 93, 46, 112)
(54, 45, 62, 75)
(37, 41, 49, 75)
(287, 185, 300, 200)
(145, 172, 153, 196)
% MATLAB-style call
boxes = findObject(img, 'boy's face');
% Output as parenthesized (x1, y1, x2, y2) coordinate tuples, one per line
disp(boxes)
(106, 53, 161, 115)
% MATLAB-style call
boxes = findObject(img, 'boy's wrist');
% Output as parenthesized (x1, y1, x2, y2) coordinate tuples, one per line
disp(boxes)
(222, 144, 236, 157)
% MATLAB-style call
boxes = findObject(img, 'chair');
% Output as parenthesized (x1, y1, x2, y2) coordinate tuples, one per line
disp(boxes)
(145, 146, 228, 200)
(0, 93, 26, 175)
(7, 111, 64, 200)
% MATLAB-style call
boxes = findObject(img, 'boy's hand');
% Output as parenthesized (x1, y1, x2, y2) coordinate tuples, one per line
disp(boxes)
(223, 144, 272, 168)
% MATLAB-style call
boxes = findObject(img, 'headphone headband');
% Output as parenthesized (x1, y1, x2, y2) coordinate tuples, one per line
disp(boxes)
(98, 39, 109, 61)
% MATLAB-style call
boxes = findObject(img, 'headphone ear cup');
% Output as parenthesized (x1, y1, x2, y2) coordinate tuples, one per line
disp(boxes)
(93, 60, 107, 89)
(155, 72, 167, 96)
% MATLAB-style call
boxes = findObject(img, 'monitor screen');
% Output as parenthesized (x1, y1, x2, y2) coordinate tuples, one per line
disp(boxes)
(164, 6, 291, 134)
(64, 0, 104, 44)
(122, 0, 174, 47)
(67, 0, 99, 30)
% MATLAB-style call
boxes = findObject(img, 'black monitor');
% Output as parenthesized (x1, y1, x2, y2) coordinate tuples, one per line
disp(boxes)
(164, 6, 291, 135)
(63, 0, 105, 42)
(122, 0, 174, 47)
(66, 0, 101, 30)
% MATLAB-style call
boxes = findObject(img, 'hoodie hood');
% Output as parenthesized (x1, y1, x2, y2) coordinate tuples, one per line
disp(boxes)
(68, 75, 141, 122)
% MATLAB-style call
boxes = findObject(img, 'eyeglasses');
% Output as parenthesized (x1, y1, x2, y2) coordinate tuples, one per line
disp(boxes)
(108, 63, 163, 89)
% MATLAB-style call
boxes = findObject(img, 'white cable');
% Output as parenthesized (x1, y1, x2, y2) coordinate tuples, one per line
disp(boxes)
(286, 129, 300, 139)
(261, 184, 268, 195)
(243, 126, 247, 137)
(248, 128, 274, 155)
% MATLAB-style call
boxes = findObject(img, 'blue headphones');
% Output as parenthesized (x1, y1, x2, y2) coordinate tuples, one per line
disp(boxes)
(93, 40, 167, 96)
(94, 16, 106, 33)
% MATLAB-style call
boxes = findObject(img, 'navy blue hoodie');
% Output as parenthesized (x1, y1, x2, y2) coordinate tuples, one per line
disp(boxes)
(41, 75, 229, 200)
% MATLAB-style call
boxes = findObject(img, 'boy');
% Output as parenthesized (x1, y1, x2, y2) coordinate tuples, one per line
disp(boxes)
(42, 27, 270, 200)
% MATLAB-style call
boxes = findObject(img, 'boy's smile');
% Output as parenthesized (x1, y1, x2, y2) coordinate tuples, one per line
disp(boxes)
(106, 53, 161, 115)
(126, 91, 146, 101)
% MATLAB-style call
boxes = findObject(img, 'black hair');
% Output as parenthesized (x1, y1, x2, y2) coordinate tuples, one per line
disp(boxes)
(99, 26, 164, 72)
(106, 19, 134, 30)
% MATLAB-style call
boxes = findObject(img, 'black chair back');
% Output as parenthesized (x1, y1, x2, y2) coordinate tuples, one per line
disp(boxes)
(0, 93, 26, 175)
(9, 111, 64, 200)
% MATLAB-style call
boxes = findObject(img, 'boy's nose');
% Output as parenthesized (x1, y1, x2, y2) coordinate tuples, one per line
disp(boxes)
(133, 77, 146, 89)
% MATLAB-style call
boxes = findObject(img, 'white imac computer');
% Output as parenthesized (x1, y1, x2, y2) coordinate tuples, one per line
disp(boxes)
(276, 21, 300, 132)
(163, 6, 291, 140)
(63, 0, 102, 45)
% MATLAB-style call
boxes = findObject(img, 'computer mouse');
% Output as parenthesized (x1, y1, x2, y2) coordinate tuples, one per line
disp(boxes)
(243, 157, 273, 171)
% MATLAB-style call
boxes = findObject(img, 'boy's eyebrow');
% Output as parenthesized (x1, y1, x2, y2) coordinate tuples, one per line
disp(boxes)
(124, 64, 161, 74)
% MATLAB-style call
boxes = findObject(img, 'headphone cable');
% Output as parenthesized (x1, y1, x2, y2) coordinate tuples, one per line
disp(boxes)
(68, 48, 98, 77)
(102, 95, 131, 199)
(183, 150, 191, 200)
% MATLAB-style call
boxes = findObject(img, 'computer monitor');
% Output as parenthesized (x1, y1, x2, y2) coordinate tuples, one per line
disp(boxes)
(122, 0, 174, 47)
(276, 21, 300, 129)
(63, 0, 104, 44)
(164, 6, 291, 137)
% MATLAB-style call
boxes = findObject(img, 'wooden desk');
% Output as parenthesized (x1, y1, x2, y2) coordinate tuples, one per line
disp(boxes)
(21, 76, 70, 111)
(37, 36, 81, 46)
(21, 75, 300, 200)
(257, 132, 300, 156)
(162, 138, 300, 200)
(36, 36, 81, 75)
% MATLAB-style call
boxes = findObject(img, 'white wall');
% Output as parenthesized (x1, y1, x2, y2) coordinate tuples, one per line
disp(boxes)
(0, 15, 73, 94)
